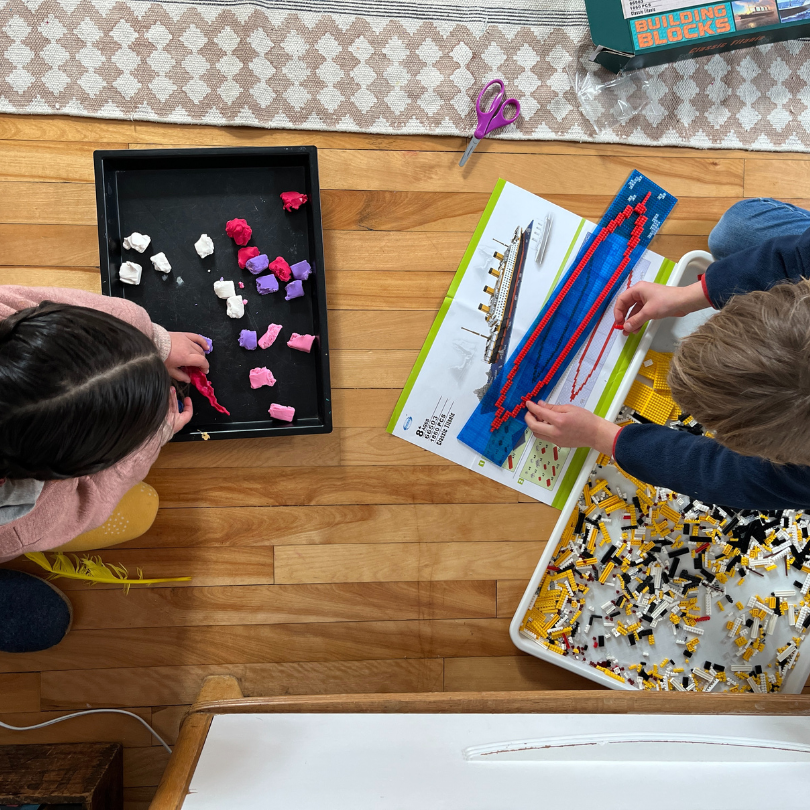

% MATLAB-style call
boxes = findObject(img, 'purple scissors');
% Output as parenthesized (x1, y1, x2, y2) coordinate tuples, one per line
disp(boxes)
(459, 79, 521, 167)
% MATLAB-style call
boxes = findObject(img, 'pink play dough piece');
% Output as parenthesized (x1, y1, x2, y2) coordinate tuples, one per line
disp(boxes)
(280, 191, 308, 211)
(258, 323, 282, 349)
(238, 245, 260, 269)
(226, 218, 252, 246)
(269, 403, 295, 421)
(268, 256, 292, 282)
(287, 332, 315, 353)
(249, 367, 276, 389)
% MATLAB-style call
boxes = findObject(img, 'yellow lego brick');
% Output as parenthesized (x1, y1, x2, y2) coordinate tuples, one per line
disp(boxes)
(659, 504, 680, 523)
(638, 355, 656, 380)
(596, 665, 626, 683)
(624, 379, 652, 412)
(560, 509, 579, 544)
(590, 479, 608, 496)
(639, 387, 676, 425)
(603, 498, 629, 514)
(598, 561, 615, 584)
(654, 371, 671, 395)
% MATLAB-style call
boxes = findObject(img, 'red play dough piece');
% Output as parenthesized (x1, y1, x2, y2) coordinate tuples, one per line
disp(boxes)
(225, 218, 252, 246)
(187, 367, 230, 415)
(238, 246, 260, 269)
(280, 191, 308, 212)
(268, 256, 292, 282)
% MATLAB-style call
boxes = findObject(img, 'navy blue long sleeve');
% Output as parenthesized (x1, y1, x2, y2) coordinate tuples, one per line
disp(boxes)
(614, 423, 810, 510)
(703, 225, 810, 306)
(615, 225, 810, 509)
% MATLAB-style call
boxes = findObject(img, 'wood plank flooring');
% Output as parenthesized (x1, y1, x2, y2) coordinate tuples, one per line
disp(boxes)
(0, 114, 804, 809)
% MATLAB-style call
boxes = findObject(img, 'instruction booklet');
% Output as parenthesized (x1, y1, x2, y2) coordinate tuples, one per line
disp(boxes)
(387, 180, 675, 509)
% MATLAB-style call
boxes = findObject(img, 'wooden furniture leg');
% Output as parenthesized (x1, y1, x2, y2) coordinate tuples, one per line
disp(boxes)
(149, 676, 243, 810)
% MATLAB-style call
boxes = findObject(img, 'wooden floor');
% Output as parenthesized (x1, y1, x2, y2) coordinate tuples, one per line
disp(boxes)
(0, 114, 807, 808)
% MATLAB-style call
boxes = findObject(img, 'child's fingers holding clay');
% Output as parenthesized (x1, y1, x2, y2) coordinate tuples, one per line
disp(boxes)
(166, 332, 210, 381)
(185, 333, 210, 354)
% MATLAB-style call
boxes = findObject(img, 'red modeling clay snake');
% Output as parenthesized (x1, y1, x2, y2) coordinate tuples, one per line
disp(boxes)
(187, 367, 231, 415)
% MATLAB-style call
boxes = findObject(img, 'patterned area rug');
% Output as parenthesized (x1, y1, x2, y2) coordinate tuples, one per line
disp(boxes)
(3, 0, 810, 150)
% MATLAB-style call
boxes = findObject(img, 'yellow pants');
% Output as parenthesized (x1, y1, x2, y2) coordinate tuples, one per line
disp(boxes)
(55, 482, 159, 553)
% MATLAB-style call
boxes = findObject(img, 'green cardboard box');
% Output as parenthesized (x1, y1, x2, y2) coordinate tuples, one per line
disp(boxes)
(586, 0, 810, 72)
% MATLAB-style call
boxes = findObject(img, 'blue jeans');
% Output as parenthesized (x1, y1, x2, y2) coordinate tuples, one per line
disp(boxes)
(709, 198, 810, 260)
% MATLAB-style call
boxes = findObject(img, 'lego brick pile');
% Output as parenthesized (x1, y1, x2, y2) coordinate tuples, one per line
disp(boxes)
(519, 350, 809, 693)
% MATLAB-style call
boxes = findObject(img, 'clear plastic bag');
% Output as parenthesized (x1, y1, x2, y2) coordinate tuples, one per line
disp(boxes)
(572, 45, 660, 132)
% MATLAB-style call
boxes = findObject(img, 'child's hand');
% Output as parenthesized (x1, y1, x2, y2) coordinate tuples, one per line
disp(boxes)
(613, 281, 710, 334)
(168, 388, 193, 434)
(525, 401, 620, 457)
(166, 333, 210, 382)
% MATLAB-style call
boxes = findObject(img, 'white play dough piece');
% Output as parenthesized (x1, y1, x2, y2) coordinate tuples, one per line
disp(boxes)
(150, 252, 171, 273)
(214, 279, 236, 299)
(123, 232, 151, 252)
(195, 234, 214, 258)
(226, 295, 245, 319)
(119, 261, 142, 285)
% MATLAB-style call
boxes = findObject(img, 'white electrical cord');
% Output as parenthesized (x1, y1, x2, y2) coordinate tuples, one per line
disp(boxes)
(0, 708, 173, 752)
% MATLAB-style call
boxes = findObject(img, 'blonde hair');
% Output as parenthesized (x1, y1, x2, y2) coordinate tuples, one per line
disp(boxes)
(668, 278, 810, 466)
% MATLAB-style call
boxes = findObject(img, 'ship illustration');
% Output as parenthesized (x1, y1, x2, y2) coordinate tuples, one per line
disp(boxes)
(738, 3, 775, 17)
(473, 220, 533, 401)
(776, 0, 807, 18)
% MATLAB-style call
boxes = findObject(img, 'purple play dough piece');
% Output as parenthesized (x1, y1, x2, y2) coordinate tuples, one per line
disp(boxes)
(256, 274, 279, 295)
(285, 279, 304, 300)
(200, 335, 213, 354)
(245, 253, 270, 275)
(238, 329, 258, 350)
(291, 260, 312, 281)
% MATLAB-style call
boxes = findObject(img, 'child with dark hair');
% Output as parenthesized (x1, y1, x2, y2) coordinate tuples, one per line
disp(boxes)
(0, 286, 208, 653)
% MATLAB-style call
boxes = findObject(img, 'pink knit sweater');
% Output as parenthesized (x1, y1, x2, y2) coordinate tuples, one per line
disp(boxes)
(0, 287, 172, 563)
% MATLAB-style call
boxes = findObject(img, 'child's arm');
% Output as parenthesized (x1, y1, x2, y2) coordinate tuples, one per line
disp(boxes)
(525, 401, 619, 456)
(614, 225, 810, 333)
(614, 422, 810, 510)
(525, 402, 810, 511)
(703, 225, 810, 307)
(613, 280, 709, 334)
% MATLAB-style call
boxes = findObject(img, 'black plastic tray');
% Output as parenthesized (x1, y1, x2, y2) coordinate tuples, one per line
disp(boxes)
(94, 146, 331, 442)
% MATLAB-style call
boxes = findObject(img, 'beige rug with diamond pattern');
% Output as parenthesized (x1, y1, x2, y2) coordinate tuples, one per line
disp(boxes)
(2, 0, 809, 150)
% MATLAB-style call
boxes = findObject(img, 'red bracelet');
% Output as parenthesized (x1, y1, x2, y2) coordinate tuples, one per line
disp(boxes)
(612, 425, 625, 459)
(697, 273, 716, 310)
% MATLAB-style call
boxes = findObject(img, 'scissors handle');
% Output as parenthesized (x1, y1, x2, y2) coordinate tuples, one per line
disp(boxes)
(474, 79, 520, 139)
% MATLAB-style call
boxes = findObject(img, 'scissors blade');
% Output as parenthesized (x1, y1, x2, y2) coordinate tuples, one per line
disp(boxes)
(459, 136, 482, 167)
